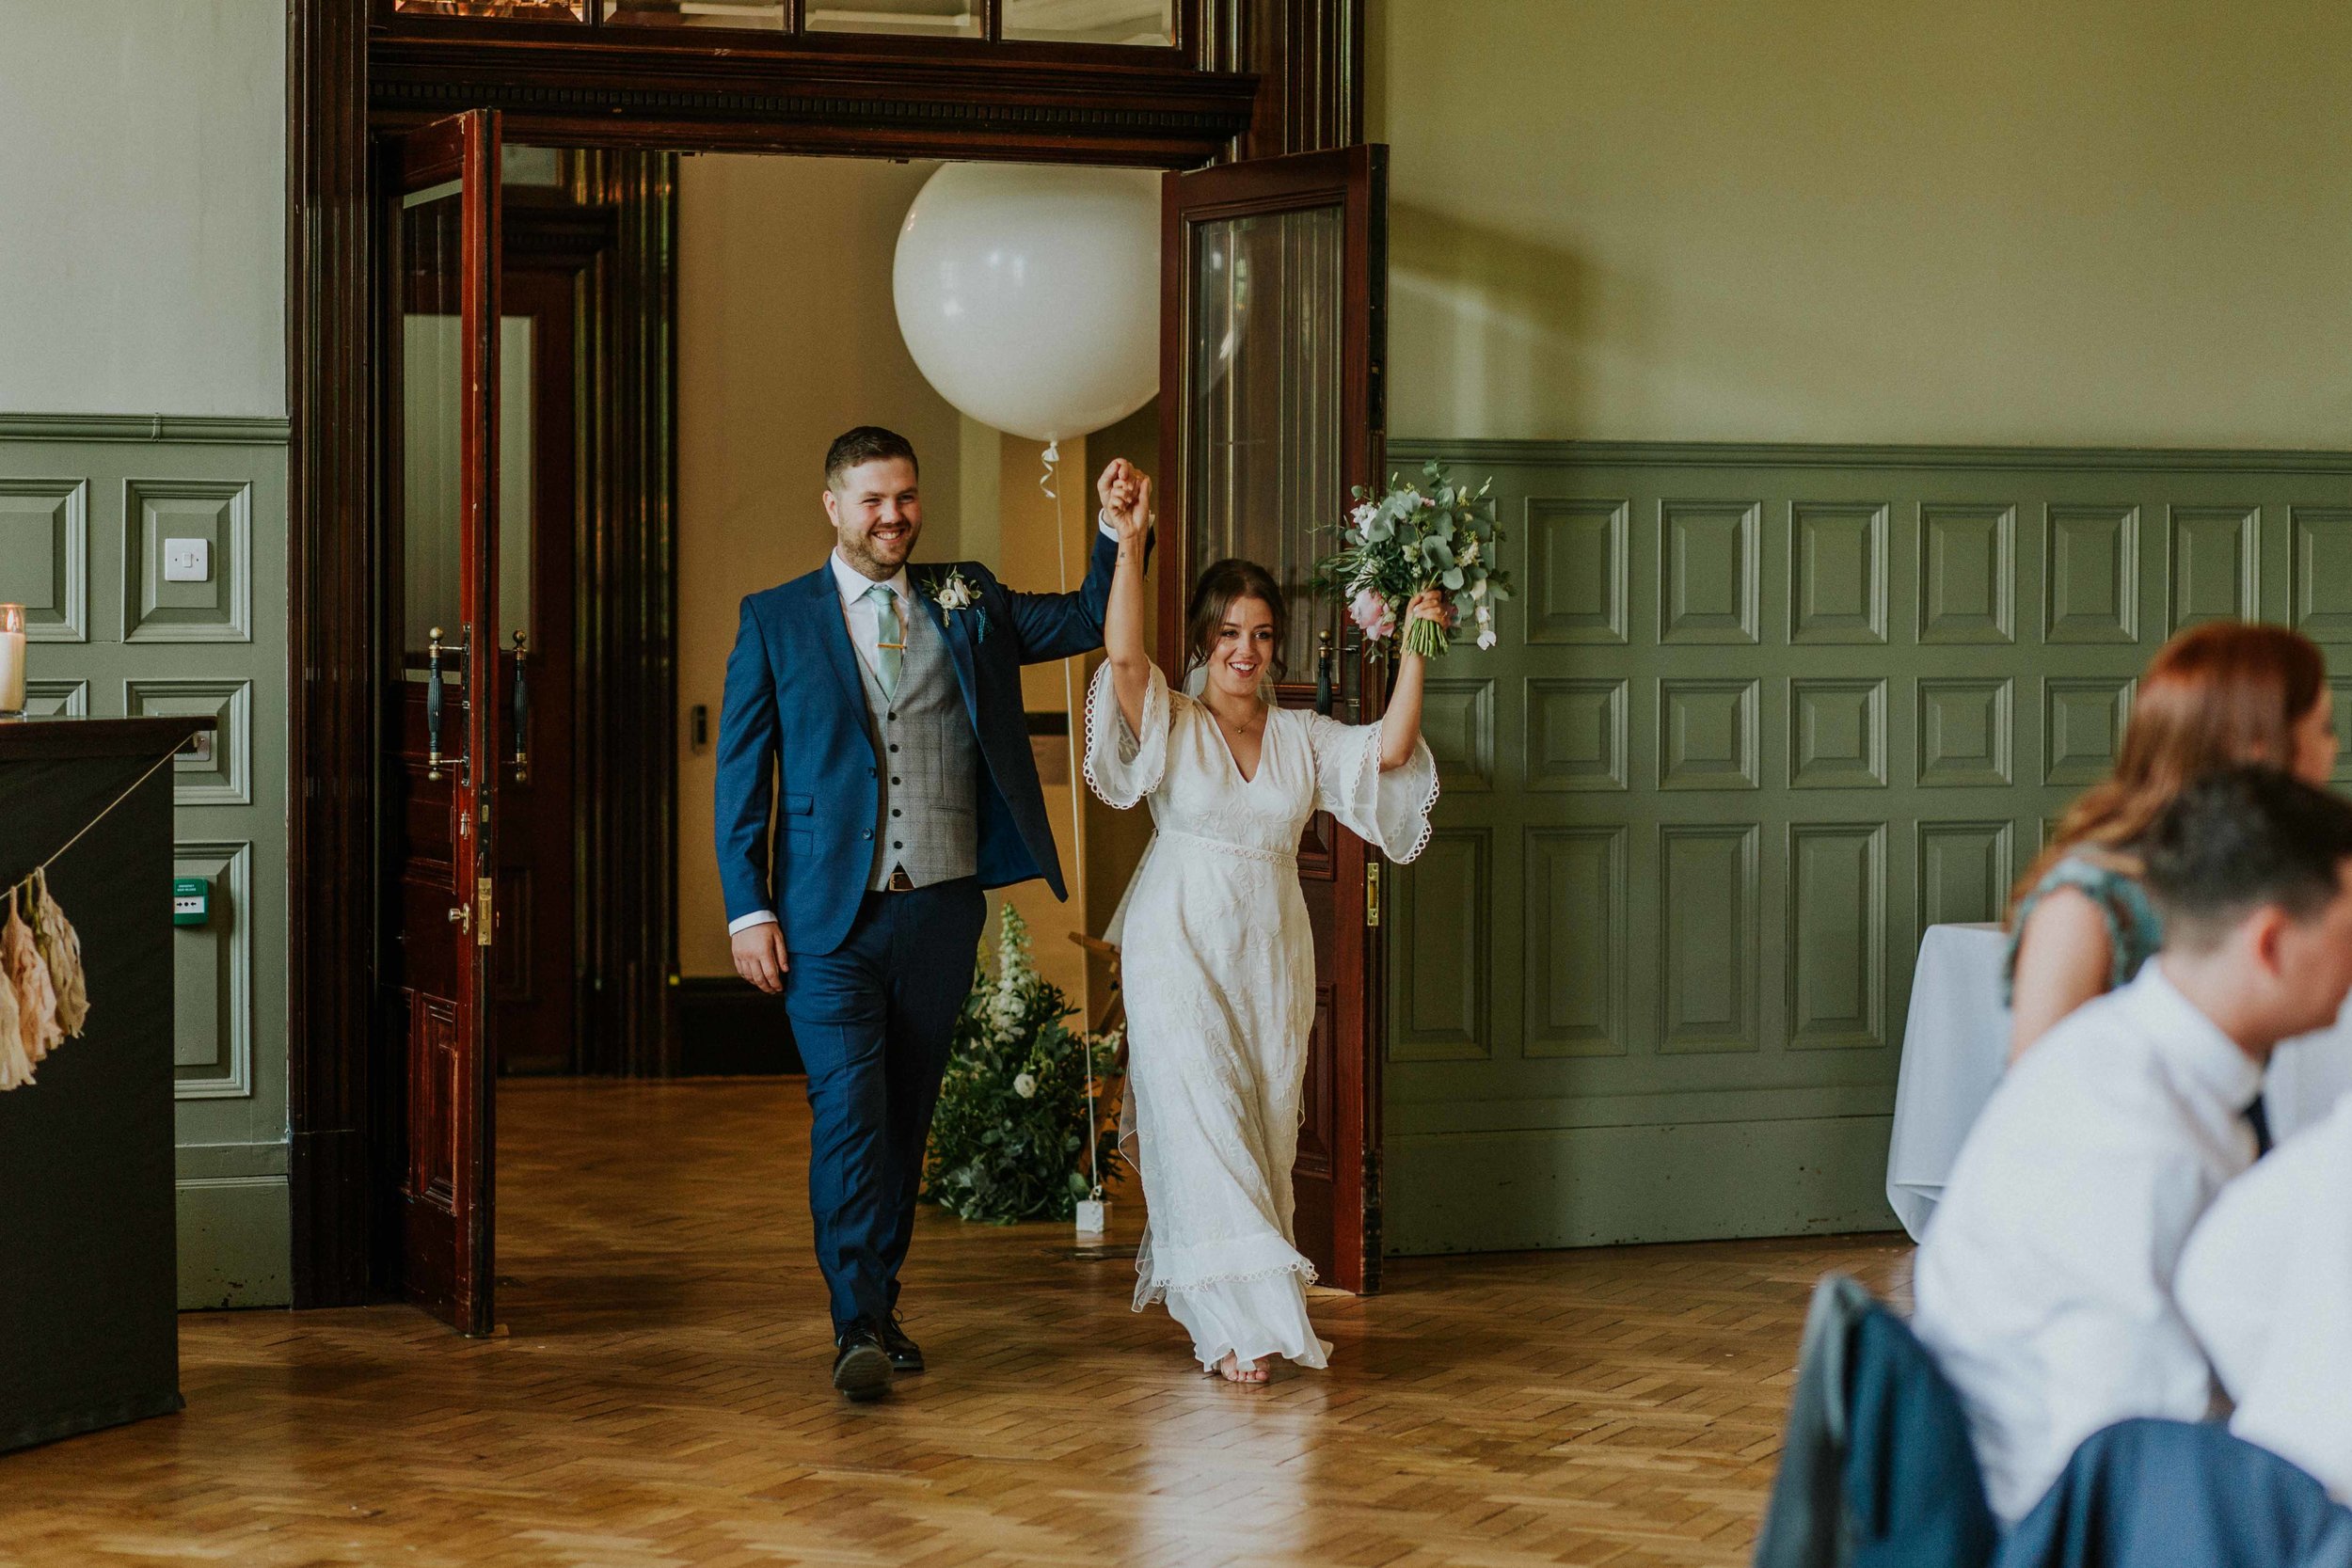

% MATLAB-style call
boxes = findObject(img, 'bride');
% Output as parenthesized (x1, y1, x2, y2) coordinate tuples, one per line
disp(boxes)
(1085, 459, 1445, 1384)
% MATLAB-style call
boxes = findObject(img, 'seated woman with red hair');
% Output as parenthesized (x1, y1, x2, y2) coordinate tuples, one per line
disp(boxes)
(2007, 621, 2339, 1060)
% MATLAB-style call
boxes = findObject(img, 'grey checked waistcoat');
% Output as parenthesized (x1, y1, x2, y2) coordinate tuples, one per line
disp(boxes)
(854, 594, 979, 891)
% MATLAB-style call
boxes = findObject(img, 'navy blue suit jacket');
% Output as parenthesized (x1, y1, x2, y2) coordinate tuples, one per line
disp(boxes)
(715, 530, 1119, 958)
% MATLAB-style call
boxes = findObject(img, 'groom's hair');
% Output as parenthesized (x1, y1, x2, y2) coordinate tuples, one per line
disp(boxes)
(825, 426, 919, 489)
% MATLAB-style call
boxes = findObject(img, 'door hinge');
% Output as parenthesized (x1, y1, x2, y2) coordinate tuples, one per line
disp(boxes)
(1365, 862, 1382, 927)
(476, 876, 494, 948)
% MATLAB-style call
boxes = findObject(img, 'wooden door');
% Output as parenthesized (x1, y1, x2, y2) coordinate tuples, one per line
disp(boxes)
(380, 109, 505, 1334)
(491, 262, 580, 1077)
(1158, 145, 1389, 1291)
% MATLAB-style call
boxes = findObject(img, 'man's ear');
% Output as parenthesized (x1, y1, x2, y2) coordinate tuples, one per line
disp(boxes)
(821, 486, 840, 528)
(2249, 905, 2295, 978)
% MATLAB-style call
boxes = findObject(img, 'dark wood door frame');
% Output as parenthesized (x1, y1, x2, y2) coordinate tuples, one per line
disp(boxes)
(1158, 143, 1388, 1291)
(287, 0, 1365, 1309)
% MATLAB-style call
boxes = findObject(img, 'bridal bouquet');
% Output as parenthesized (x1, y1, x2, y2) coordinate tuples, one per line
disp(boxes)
(1313, 458, 1512, 659)
(924, 906, 1125, 1225)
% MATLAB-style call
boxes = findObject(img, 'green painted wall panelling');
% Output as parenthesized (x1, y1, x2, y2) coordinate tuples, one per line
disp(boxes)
(0, 415, 292, 1307)
(1383, 438, 2352, 1256)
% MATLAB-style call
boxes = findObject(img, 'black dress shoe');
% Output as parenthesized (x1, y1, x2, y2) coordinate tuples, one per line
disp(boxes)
(881, 1314, 924, 1374)
(833, 1321, 893, 1402)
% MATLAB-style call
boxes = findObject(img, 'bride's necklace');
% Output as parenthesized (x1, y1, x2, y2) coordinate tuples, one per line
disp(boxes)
(1207, 701, 1263, 740)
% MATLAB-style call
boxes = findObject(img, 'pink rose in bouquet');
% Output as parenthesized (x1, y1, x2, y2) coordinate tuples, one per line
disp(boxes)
(1349, 588, 1397, 642)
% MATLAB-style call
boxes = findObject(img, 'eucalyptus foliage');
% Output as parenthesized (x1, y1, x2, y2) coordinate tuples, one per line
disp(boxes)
(922, 905, 1126, 1225)
(1311, 457, 1514, 659)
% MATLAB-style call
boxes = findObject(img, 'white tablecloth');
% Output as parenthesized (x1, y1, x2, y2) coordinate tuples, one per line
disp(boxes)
(1886, 922, 2352, 1242)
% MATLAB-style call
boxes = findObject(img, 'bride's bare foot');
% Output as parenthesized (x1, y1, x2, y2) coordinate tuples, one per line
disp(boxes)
(1216, 1352, 1270, 1385)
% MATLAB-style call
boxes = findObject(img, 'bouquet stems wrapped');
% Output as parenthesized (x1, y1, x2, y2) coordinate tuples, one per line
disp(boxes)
(1312, 459, 1512, 658)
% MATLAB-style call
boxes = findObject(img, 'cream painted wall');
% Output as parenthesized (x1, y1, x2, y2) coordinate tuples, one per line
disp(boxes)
(989, 434, 1095, 1010)
(1376, 0, 2352, 448)
(675, 153, 970, 977)
(0, 0, 285, 417)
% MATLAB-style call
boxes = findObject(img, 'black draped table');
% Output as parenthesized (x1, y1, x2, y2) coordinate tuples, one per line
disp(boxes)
(0, 714, 213, 1453)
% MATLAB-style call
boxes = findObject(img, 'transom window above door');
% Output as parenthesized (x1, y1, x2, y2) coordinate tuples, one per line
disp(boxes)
(389, 0, 1179, 48)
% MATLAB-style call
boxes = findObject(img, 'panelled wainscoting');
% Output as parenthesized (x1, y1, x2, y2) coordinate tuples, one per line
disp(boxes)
(1384, 437, 2352, 1256)
(0, 414, 292, 1306)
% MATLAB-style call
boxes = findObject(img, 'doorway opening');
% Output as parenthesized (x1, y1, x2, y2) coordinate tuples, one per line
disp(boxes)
(373, 124, 1388, 1333)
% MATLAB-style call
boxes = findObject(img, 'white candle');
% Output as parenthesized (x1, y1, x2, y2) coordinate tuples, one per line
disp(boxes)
(0, 603, 24, 714)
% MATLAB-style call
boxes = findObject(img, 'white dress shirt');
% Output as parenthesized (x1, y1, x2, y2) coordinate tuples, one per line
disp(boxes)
(1913, 961, 2263, 1523)
(2178, 1094, 2352, 1501)
(827, 549, 915, 683)
(728, 516, 1122, 939)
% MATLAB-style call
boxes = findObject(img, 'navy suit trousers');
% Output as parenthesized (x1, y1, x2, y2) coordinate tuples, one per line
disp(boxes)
(783, 878, 988, 1335)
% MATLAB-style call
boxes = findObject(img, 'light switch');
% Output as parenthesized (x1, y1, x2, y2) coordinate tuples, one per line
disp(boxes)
(163, 538, 211, 583)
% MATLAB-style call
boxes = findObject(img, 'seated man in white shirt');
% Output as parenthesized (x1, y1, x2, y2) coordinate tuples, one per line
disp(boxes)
(1914, 766, 2352, 1524)
(2178, 1091, 2352, 1502)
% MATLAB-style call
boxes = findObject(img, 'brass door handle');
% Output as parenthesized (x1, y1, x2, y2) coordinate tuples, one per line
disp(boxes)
(510, 629, 530, 783)
(425, 625, 470, 784)
(448, 903, 470, 934)
(426, 626, 447, 781)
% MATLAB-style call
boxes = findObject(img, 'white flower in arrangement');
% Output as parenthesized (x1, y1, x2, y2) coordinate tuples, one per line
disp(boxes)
(1471, 577, 1489, 600)
(1011, 1072, 1038, 1100)
(1474, 601, 1497, 651)
(1350, 500, 1378, 530)
(1459, 537, 1481, 568)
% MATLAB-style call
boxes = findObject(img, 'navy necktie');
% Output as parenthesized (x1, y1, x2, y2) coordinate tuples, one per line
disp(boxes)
(2245, 1093, 2274, 1159)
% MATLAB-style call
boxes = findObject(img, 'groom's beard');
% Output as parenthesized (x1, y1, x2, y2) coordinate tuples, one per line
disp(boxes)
(835, 519, 919, 580)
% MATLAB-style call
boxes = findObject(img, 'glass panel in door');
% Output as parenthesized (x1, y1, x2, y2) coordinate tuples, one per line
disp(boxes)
(1184, 202, 1343, 683)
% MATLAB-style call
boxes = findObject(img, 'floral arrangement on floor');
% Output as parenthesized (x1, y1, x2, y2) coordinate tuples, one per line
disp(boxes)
(1312, 457, 1513, 658)
(923, 904, 1125, 1225)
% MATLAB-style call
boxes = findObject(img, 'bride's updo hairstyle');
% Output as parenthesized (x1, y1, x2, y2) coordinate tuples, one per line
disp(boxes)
(1184, 558, 1290, 683)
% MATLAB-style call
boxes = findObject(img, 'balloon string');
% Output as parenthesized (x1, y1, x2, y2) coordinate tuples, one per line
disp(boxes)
(1048, 436, 1098, 1203)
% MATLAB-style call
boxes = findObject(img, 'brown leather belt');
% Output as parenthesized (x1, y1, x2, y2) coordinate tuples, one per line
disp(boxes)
(885, 865, 915, 892)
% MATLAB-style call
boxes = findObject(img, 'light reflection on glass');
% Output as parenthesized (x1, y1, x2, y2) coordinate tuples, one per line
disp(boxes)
(807, 0, 978, 38)
(603, 0, 787, 26)
(1003, 0, 1172, 45)
(1185, 204, 1344, 681)
(393, 0, 590, 18)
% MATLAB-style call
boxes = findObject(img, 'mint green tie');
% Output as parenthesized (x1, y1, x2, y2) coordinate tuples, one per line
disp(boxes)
(866, 583, 903, 699)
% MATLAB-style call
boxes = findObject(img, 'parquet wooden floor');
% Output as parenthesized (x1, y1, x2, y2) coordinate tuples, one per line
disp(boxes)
(0, 1080, 1910, 1568)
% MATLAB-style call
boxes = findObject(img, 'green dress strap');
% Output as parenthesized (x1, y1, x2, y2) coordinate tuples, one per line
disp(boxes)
(2002, 850, 2164, 1006)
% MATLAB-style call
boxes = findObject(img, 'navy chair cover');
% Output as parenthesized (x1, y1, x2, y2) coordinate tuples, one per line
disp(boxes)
(1754, 1274, 1998, 1568)
(1995, 1419, 2352, 1568)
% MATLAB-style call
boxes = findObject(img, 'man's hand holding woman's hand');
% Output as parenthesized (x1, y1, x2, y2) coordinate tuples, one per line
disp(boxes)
(1097, 458, 1153, 551)
(732, 923, 788, 994)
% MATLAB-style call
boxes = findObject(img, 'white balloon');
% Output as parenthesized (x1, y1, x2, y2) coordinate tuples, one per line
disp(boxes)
(893, 164, 1161, 446)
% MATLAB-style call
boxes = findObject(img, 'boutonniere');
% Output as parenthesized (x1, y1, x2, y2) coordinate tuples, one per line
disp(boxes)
(927, 567, 988, 641)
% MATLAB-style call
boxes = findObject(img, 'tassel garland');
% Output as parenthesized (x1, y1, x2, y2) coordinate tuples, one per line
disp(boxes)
(32, 871, 88, 1037)
(0, 918, 26, 1092)
(0, 879, 84, 1090)
(0, 744, 176, 1091)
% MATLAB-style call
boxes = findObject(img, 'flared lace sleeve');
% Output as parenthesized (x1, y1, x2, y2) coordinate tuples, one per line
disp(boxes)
(1083, 658, 1172, 809)
(1301, 711, 1440, 863)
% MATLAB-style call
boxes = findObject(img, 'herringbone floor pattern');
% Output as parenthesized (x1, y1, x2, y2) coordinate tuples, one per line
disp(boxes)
(0, 1079, 1909, 1567)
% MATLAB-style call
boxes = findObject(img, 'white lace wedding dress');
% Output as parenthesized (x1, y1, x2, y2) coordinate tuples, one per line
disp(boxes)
(1084, 661, 1438, 1371)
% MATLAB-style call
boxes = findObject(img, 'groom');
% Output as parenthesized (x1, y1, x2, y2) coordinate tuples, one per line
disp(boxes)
(715, 425, 1140, 1402)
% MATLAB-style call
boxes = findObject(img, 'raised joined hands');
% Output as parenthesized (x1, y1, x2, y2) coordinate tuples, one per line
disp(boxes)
(1097, 458, 1153, 549)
